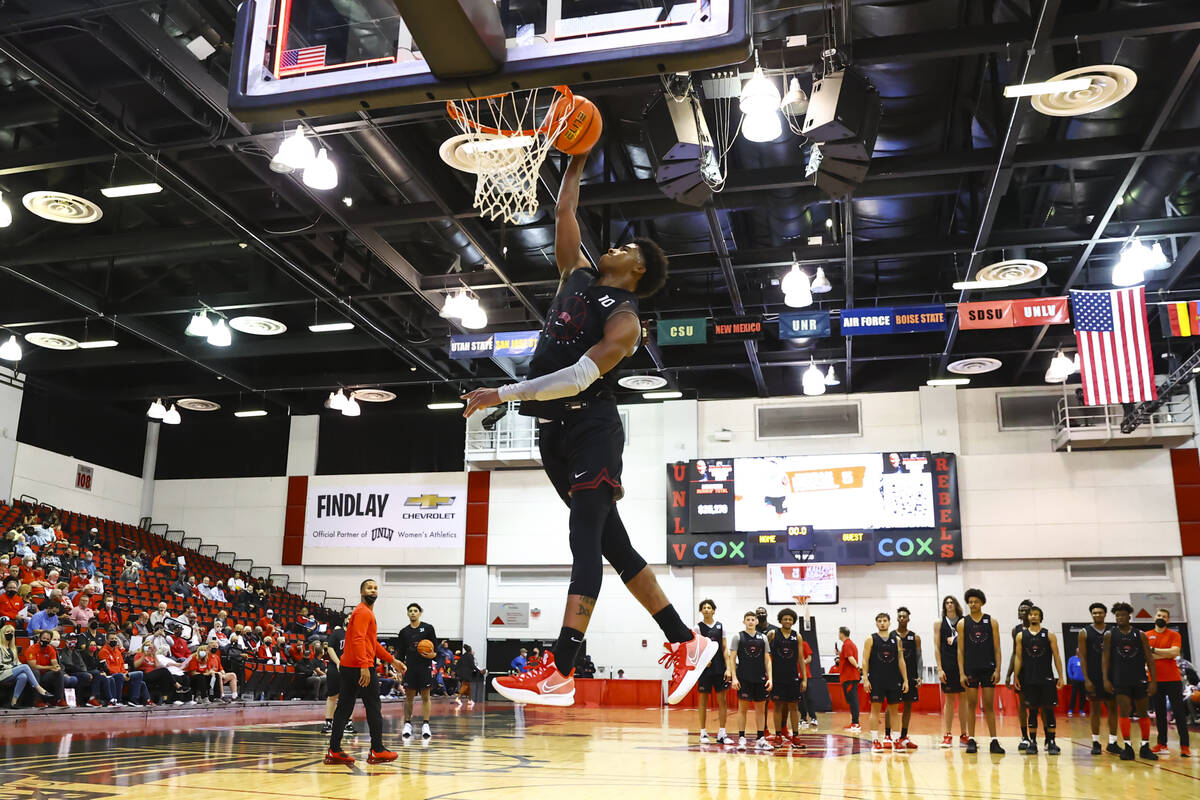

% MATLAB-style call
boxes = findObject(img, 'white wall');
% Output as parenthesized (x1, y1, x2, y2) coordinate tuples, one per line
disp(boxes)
(11, 443, 142, 523)
(0, 381, 22, 503)
(152, 477, 288, 572)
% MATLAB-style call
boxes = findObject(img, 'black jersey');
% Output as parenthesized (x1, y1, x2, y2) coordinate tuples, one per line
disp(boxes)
(940, 617, 959, 666)
(519, 267, 640, 419)
(1083, 624, 1109, 682)
(1019, 628, 1054, 685)
(1109, 627, 1147, 685)
(962, 613, 995, 672)
(396, 622, 438, 663)
(899, 630, 918, 680)
(698, 621, 725, 672)
(771, 629, 801, 684)
(868, 632, 902, 686)
(735, 631, 768, 683)
(324, 628, 345, 664)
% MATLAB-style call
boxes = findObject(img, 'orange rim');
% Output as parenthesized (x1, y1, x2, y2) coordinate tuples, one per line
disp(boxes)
(446, 85, 573, 137)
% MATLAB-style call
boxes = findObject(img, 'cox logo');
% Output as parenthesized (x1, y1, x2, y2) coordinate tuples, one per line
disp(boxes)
(877, 536, 934, 559)
(670, 537, 747, 565)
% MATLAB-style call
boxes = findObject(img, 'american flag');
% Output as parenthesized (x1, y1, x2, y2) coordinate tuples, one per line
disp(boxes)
(1070, 286, 1157, 406)
(280, 45, 326, 71)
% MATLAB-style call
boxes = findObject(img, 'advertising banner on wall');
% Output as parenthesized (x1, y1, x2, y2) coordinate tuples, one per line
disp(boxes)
(304, 479, 466, 551)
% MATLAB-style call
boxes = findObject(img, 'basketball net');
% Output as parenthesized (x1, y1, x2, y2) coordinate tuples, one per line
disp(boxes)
(445, 86, 574, 225)
(794, 595, 810, 631)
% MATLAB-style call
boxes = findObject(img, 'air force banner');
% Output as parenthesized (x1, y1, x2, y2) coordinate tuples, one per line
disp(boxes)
(304, 479, 467, 552)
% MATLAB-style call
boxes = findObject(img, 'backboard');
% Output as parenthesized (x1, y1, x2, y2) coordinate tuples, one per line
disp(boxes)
(765, 562, 838, 605)
(229, 0, 752, 121)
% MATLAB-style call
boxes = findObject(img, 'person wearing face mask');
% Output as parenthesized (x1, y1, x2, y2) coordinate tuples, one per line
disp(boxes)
(99, 634, 150, 706)
(23, 631, 67, 707)
(0, 623, 52, 707)
(96, 596, 120, 628)
(135, 643, 189, 705)
(58, 633, 103, 707)
(1146, 608, 1189, 756)
(81, 617, 103, 648)
(0, 577, 25, 623)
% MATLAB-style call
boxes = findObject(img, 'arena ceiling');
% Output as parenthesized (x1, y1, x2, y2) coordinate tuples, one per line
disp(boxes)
(1, 0, 1199, 419)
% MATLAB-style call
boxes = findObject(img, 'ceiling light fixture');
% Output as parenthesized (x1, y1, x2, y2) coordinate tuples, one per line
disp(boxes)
(206, 318, 232, 347)
(440, 289, 471, 320)
(780, 77, 809, 117)
(0, 335, 22, 362)
(739, 66, 784, 143)
(427, 401, 465, 410)
(1045, 349, 1078, 383)
(147, 399, 167, 419)
(802, 360, 826, 396)
(302, 147, 339, 191)
(824, 365, 840, 386)
(327, 389, 349, 411)
(271, 128, 316, 174)
(0, 191, 11, 228)
(460, 298, 489, 330)
(341, 397, 361, 417)
(185, 310, 213, 337)
(1112, 239, 1165, 287)
(309, 321, 354, 333)
(161, 404, 182, 425)
(810, 267, 832, 294)
(100, 182, 163, 198)
(781, 258, 813, 309)
(76, 339, 119, 349)
(926, 377, 970, 387)
(234, 409, 268, 418)
(643, 391, 683, 400)
(1003, 77, 1092, 98)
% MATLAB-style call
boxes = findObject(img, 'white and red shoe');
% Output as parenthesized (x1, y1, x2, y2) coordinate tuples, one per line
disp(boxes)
(940, 734, 954, 748)
(881, 738, 894, 750)
(871, 739, 886, 753)
(662, 629, 719, 705)
(491, 652, 575, 707)
(896, 736, 917, 751)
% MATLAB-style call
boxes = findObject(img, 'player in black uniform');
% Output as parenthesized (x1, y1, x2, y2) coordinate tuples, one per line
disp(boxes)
(320, 622, 355, 735)
(894, 607, 920, 751)
(862, 612, 908, 753)
(730, 611, 773, 751)
(1004, 599, 1034, 751)
(395, 603, 437, 740)
(465, 153, 715, 710)
(767, 608, 807, 750)
(956, 588, 1004, 754)
(935, 595, 967, 748)
(1078, 602, 1121, 755)
(695, 599, 730, 745)
(1012, 606, 1064, 755)
(1102, 601, 1159, 761)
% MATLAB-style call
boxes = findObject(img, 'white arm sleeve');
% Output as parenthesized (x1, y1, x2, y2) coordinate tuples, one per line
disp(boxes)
(497, 355, 601, 402)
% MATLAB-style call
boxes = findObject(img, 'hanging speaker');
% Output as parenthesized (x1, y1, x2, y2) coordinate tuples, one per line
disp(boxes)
(819, 99, 881, 161)
(801, 68, 879, 142)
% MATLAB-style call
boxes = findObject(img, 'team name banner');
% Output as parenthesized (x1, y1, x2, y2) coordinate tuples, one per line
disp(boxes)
(712, 315, 764, 341)
(657, 317, 707, 346)
(449, 330, 540, 359)
(493, 330, 540, 357)
(304, 481, 466, 550)
(957, 297, 1070, 330)
(841, 304, 947, 335)
(779, 311, 831, 338)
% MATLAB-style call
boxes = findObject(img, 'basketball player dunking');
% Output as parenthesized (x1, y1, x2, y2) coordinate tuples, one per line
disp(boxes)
(1078, 602, 1121, 755)
(956, 588, 1004, 754)
(463, 151, 716, 706)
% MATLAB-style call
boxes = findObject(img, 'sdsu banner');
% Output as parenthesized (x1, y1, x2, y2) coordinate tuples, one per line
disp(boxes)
(304, 481, 466, 550)
(958, 297, 1070, 330)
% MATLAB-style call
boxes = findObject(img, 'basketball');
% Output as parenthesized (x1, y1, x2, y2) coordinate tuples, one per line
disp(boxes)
(417, 638, 436, 658)
(550, 94, 603, 156)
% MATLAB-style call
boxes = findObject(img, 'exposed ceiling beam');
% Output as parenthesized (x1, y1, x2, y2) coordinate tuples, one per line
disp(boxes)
(704, 205, 766, 395)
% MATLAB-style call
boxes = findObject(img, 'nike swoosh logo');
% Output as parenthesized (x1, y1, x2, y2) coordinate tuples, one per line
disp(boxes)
(574, 472, 586, 479)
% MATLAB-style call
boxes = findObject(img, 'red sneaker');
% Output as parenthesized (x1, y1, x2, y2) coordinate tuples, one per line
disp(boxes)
(882, 738, 894, 750)
(871, 739, 886, 753)
(790, 736, 807, 750)
(1151, 744, 1169, 754)
(33, 700, 47, 709)
(1180, 746, 1190, 757)
(324, 750, 355, 765)
(663, 629, 719, 704)
(492, 652, 575, 707)
(54, 699, 69, 708)
(844, 723, 862, 733)
(940, 734, 954, 748)
(87, 698, 102, 707)
(367, 749, 398, 764)
(960, 734, 969, 746)
(897, 736, 918, 750)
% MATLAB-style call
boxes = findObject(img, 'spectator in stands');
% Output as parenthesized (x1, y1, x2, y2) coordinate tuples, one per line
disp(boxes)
(58, 633, 102, 707)
(259, 610, 276, 637)
(80, 639, 118, 703)
(81, 618, 102, 647)
(80, 527, 101, 551)
(135, 642, 189, 705)
(210, 645, 237, 701)
(68, 594, 95, 628)
(151, 550, 173, 575)
(68, 568, 90, 595)
(28, 523, 54, 548)
(80, 551, 100, 579)
(210, 581, 228, 604)
(207, 624, 229, 651)
(184, 575, 199, 597)
(1, 577, 25, 623)
(257, 635, 281, 665)
(149, 622, 172, 655)
(99, 632, 149, 706)
(26, 601, 64, 636)
(293, 648, 326, 700)
(292, 607, 318, 636)
(211, 609, 229, 631)
(96, 595, 121, 628)
(60, 546, 80, 575)
(197, 577, 215, 601)
(18, 556, 41, 586)
(84, 571, 103, 596)
(150, 602, 170, 629)
(510, 648, 528, 674)
(1, 623, 52, 708)
(23, 629, 67, 707)
(169, 573, 191, 598)
(119, 552, 142, 585)
(184, 644, 219, 703)
(228, 573, 246, 594)
(12, 534, 33, 561)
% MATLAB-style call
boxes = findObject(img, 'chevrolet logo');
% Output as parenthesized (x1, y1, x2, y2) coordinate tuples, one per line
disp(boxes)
(404, 494, 454, 509)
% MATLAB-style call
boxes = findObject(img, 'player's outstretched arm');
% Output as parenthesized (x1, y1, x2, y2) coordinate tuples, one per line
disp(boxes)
(555, 154, 593, 276)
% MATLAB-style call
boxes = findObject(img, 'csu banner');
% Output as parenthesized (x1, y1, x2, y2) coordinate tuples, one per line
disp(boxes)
(657, 317, 707, 346)
(304, 479, 466, 552)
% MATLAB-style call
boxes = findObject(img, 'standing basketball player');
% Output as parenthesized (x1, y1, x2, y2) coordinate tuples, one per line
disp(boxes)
(730, 611, 773, 750)
(464, 152, 715, 707)
(956, 588, 1004, 754)
(1146, 608, 1189, 756)
(325, 580, 403, 765)
(862, 612, 908, 753)
(396, 603, 436, 740)
(1012, 606, 1064, 755)
(767, 608, 806, 750)
(1005, 599, 1034, 751)
(320, 623, 355, 735)
(1078, 602, 1121, 755)
(695, 599, 730, 745)
(935, 595, 967, 748)
(894, 607, 920, 750)
(1102, 601, 1159, 761)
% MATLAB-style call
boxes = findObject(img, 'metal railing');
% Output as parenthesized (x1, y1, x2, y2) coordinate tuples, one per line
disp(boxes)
(214, 551, 236, 566)
(465, 425, 540, 453)
(165, 529, 185, 544)
(1055, 391, 1194, 437)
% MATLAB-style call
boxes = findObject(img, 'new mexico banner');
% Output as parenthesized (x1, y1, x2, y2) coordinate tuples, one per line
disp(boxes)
(304, 479, 466, 550)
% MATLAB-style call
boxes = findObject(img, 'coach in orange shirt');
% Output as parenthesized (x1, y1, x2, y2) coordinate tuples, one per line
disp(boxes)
(325, 579, 405, 766)
(1146, 608, 1190, 756)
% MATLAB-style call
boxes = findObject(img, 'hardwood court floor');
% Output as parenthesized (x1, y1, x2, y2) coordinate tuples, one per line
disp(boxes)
(1, 701, 1196, 799)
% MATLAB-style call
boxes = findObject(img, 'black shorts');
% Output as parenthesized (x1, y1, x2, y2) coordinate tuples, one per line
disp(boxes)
(325, 665, 341, 696)
(1021, 683, 1058, 708)
(738, 682, 767, 702)
(538, 403, 625, 501)
(870, 684, 901, 705)
(697, 668, 728, 693)
(962, 668, 995, 689)
(900, 682, 920, 703)
(403, 659, 434, 691)
(772, 680, 802, 702)
(1087, 685, 1114, 701)
(1113, 681, 1148, 700)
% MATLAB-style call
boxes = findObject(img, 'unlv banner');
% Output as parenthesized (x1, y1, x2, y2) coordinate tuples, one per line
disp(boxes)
(304, 478, 467, 552)
(958, 297, 1070, 330)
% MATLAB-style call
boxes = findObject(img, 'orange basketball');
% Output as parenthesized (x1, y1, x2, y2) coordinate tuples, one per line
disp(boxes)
(550, 95, 603, 156)
(417, 639, 436, 659)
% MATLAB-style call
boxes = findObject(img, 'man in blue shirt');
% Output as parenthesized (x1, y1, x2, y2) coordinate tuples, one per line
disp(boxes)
(510, 648, 528, 674)
(27, 602, 64, 636)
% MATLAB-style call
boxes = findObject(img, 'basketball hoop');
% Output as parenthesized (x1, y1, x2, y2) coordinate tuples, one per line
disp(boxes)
(442, 85, 574, 224)
(794, 595, 810, 629)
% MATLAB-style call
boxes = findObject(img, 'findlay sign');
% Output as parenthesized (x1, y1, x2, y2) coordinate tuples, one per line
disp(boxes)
(304, 482, 466, 549)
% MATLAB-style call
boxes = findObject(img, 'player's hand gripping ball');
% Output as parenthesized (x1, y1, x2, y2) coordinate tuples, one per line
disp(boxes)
(550, 94, 602, 156)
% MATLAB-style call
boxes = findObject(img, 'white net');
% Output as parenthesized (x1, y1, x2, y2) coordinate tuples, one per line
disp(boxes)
(444, 87, 573, 225)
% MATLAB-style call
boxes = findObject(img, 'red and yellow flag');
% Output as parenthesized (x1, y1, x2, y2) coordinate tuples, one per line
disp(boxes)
(1162, 301, 1200, 337)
